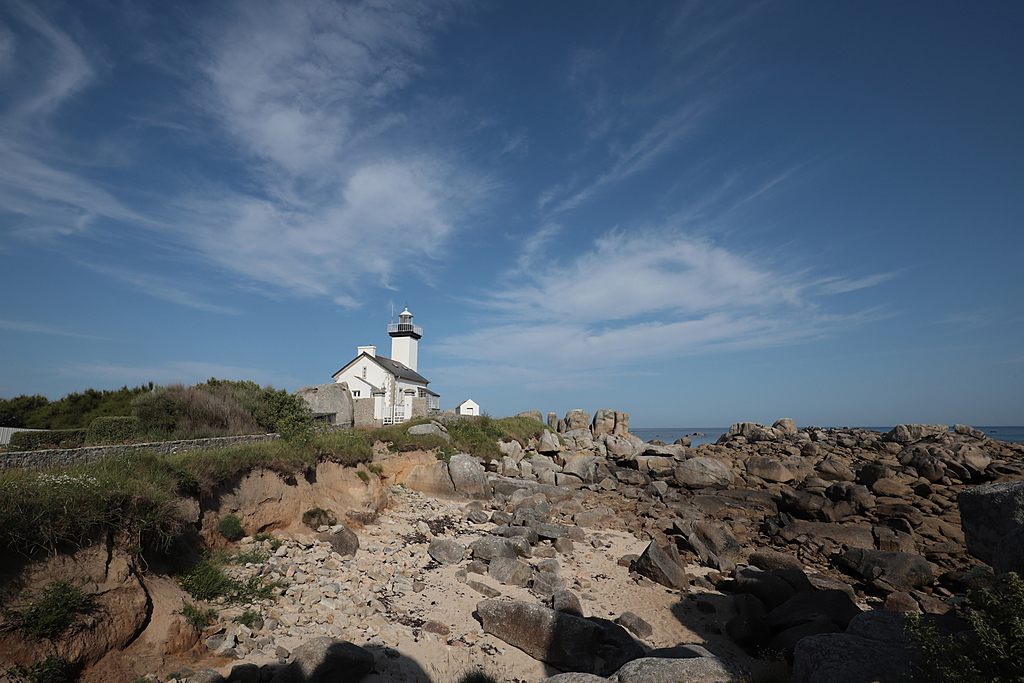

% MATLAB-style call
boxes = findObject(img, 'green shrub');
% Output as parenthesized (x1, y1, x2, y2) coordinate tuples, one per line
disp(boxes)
(85, 416, 139, 445)
(218, 514, 244, 541)
(234, 609, 261, 629)
(178, 559, 237, 602)
(2, 580, 93, 641)
(176, 601, 216, 630)
(4, 656, 70, 683)
(302, 507, 335, 529)
(357, 470, 369, 483)
(234, 547, 269, 565)
(253, 532, 282, 551)
(8, 429, 88, 452)
(132, 384, 261, 442)
(905, 571, 1024, 683)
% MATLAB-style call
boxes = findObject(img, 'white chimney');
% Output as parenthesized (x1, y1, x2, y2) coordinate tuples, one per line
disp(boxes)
(357, 345, 376, 357)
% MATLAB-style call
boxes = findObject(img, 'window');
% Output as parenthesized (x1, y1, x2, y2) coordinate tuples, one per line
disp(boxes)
(352, 390, 360, 398)
(362, 366, 367, 379)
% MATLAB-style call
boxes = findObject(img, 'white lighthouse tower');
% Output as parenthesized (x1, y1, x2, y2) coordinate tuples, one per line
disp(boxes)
(388, 307, 422, 371)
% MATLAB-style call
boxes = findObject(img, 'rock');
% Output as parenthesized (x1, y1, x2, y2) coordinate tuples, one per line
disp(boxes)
(189, 670, 226, 683)
(885, 424, 948, 443)
(552, 589, 584, 616)
(815, 458, 854, 482)
(470, 537, 518, 562)
(447, 454, 491, 499)
(293, 384, 354, 427)
(958, 479, 1024, 564)
(562, 455, 601, 483)
(611, 656, 739, 683)
(615, 612, 652, 638)
(604, 434, 645, 460)
(562, 410, 591, 433)
(634, 541, 690, 589)
(792, 632, 921, 683)
(539, 430, 562, 454)
(476, 599, 601, 672)
(316, 526, 358, 558)
(673, 458, 733, 489)
(532, 571, 565, 599)
(774, 418, 798, 435)
(517, 410, 544, 423)
(678, 520, 740, 572)
(776, 519, 876, 549)
(404, 461, 457, 497)
(726, 593, 770, 650)
(488, 557, 534, 587)
(499, 439, 525, 463)
(539, 674, 608, 683)
(408, 422, 449, 440)
(228, 664, 261, 683)
(467, 580, 501, 598)
(748, 550, 803, 571)
(992, 524, 1024, 574)
(835, 549, 934, 592)
(746, 457, 795, 483)
(871, 477, 914, 498)
(592, 410, 617, 437)
(269, 637, 374, 683)
(427, 538, 466, 565)
(731, 567, 797, 611)
(765, 590, 862, 632)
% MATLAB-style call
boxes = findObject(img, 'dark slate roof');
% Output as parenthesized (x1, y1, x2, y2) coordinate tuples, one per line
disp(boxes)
(374, 355, 430, 384)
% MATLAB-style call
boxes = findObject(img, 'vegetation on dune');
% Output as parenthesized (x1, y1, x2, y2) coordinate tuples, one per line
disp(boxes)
(1, 378, 550, 559)
(0, 384, 154, 430)
(3, 378, 311, 451)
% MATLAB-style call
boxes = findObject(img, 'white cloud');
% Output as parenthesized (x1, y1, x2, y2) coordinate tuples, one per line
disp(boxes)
(490, 230, 801, 321)
(437, 229, 890, 383)
(2, 0, 94, 119)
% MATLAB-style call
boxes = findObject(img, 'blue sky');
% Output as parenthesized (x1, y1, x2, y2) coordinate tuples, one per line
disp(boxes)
(1, 1, 1022, 427)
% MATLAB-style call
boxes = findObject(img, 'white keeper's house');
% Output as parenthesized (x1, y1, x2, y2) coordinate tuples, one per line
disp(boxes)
(332, 308, 440, 425)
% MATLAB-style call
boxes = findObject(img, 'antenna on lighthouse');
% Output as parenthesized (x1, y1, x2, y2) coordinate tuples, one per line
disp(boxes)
(390, 302, 394, 323)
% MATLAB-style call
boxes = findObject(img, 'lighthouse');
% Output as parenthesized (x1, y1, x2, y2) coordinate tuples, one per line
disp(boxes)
(388, 307, 422, 372)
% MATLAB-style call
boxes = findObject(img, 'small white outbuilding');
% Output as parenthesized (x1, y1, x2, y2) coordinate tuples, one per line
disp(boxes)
(456, 399, 480, 416)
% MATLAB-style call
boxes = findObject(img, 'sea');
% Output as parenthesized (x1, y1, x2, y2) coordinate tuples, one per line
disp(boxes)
(630, 426, 1024, 447)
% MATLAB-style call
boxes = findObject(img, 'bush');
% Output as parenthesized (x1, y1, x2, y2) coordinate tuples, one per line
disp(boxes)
(8, 429, 87, 452)
(2, 580, 93, 641)
(905, 571, 1024, 683)
(218, 514, 244, 541)
(177, 560, 237, 602)
(234, 609, 261, 629)
(177, 601, 216, 630)
(302, 507, 335, 529)
(85, 416, 139, 445)
(132, 384, 261, 441)
(4, 656, 70, 683)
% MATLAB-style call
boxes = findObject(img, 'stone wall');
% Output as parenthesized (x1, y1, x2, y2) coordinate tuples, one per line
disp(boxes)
(0, 433, 281, 471)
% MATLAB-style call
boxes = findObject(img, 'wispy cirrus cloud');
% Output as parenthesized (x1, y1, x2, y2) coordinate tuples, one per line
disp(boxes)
(0, 319, 113, 340)
(76, 261, 241, 315)
(437, 229, 894, 387)
(1, 0, 485, 308)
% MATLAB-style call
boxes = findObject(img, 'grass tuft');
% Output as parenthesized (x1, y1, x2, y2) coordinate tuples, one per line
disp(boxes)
(2, 580, 92, 641)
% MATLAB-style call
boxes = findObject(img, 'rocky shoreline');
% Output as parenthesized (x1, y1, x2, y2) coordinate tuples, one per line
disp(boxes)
(6, 414, 1024, 683)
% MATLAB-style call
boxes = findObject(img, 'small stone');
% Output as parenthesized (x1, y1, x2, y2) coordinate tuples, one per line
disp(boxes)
(616, 611, 653, 639)
(468, 580, 502, 598)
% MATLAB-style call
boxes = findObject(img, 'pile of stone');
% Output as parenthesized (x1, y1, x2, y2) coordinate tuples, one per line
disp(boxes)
(177, 412, 1024, 683)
